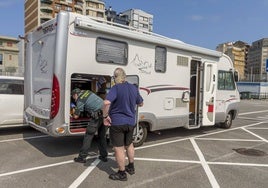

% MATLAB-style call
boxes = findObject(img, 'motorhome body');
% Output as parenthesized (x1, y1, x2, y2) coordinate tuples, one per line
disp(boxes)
(24, 12, 240, 147)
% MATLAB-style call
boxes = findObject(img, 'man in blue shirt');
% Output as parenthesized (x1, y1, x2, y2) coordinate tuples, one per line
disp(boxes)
(72, 89, 108, 163)
(103, 67, 143, 181)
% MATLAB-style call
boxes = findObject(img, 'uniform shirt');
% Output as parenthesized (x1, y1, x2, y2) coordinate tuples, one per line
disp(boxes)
(106, 82, 143, 126)
(74, 90, 103, 116)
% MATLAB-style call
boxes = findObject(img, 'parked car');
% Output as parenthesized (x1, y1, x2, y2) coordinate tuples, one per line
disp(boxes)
(0, 76, 24, 126)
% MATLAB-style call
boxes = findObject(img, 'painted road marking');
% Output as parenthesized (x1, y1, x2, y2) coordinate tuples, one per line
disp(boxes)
(190, 138, 220, 188)
(239, 110, 268, 116)
(0, 135, 49, 143)
(0, 121, 267, 188)
(69, 159, 100, 188)
(242, 127, 268, 143)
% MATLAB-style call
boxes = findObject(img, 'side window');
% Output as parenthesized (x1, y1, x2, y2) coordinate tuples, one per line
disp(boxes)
(155, 46, 166, 73)
(0, 79, 24, 95)
(218, 71, 235, 90)
(96, 37, 128, 65)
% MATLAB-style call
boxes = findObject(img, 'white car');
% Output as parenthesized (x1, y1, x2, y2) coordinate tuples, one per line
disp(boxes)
(0, 76, 24, 127)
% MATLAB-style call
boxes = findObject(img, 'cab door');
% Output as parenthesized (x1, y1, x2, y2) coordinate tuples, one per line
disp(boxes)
(201, 62, 217, 126)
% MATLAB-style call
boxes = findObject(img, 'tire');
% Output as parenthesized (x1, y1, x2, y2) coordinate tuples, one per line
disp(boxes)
(133, 123, 148, 147)
(221, 112, 233, 129)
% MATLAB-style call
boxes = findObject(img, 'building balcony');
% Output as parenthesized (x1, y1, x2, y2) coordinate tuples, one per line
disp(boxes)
(74, 4, 83, 11)
(75, 10, 83, 15)
(40, 8, 53, 14)
(85, 7, 105, 13)
(40, 12, 53, 19)
(41, 0, 53, 4)
(59, 0, 68, 5)
(40, 4, 53, 12)
(86, 0, 104, 4)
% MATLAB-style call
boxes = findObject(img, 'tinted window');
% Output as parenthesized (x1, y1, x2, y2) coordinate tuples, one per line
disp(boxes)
(96, 37, 128, 65)
(0, 79, 24, 95)
(218, 71, 235, 90)
(155, 46, 166, 73)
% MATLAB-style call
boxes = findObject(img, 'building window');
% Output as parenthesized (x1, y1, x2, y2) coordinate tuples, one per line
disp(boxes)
(218, 70, 235, 90)
(155, 46, 167, 73)
(97, 12, 103, 18)
(9, 55, 12, 61)
(7, 42, 13, 47)
(133, 21, 138, 28)
(133, 13, 138, 20)
(0, 54, 3, 65)
(96, 37, 128, 65)
(0, 41, 2, 46)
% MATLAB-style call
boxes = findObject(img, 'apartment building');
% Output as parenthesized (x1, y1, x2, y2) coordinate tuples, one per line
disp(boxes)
(122, 9, 153, 32)
(84, 0, 105, 18)
(247, 38, 268, 81)
(24, 0, 105, 34)
(216, 41, 249, 80)
(0, 36, 20, 75)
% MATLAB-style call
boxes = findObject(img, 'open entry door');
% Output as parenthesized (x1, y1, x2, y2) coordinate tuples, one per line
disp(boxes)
(201, 62, 217, 126)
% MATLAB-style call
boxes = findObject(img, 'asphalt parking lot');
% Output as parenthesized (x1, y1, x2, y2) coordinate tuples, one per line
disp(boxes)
(0, 100, 267, 188)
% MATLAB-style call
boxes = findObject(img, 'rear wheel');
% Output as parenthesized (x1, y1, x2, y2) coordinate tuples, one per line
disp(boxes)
(133, 123, 148, 147)
(221, 112, 233, 129)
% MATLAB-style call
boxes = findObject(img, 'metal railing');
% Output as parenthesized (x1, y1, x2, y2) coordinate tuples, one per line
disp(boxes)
(240, 92, 268, 99)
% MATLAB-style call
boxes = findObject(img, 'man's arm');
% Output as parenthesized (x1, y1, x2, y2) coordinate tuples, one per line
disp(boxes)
(102, 99, 111, 126)
(102, 99, 111, 117)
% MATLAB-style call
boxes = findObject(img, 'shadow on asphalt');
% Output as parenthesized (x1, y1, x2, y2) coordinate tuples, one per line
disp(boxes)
(1, 123, 224, 158)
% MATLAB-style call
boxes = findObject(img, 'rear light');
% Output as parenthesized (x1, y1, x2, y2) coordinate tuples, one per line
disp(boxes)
(208, 105, 214, 112)
(50, 75, 60, 118)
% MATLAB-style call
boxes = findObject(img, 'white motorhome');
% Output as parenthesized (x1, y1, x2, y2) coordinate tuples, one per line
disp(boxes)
(24, 12, 240, 146)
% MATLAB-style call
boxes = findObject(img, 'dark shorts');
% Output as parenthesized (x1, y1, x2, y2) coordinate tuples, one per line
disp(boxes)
(109, 125, 135, 147)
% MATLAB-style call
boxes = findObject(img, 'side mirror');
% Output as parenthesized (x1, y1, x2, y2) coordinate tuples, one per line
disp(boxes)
(234, 71, 239, 82)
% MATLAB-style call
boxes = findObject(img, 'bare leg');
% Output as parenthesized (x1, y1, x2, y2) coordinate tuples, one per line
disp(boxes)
(125, 143, 134, 163)
(114, 146, 126, 171)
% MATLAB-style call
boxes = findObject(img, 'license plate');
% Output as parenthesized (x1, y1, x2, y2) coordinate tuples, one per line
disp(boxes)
(34, 117, 40, 125)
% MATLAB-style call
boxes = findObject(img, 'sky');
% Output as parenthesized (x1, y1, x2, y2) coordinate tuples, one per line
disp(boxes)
(0, 0, 267, 50)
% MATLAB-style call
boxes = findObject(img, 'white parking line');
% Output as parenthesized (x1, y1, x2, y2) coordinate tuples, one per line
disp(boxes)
(238, 117, 263, 121)
(0, 135, 49, 143)
(239, 110, 268, 115)
(208, 161, 268, 167)
(134, 157, 200, 164)
(242, 128, 268, 143)
(195, 138, 263, 142)
(1, 121, 266, 187)
(190, 138, 220, 188)
(136, 122, 263, 151)
(247, 127, 268, 130)
(69, 159, 100, 188)
(0, 160, 73, 178)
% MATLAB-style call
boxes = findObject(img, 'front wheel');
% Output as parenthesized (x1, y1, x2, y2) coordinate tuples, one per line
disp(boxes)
(133, 123, 148, 147)
(221, 112, 233, 129)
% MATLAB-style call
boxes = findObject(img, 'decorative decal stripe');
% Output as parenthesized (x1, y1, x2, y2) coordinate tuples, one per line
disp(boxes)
(140, 87, 151, 94)
(225, 98, 238, 102)
(140, 86, 189, 95)
(146, 84, 174, 88)
(34, 88, 50, 94)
